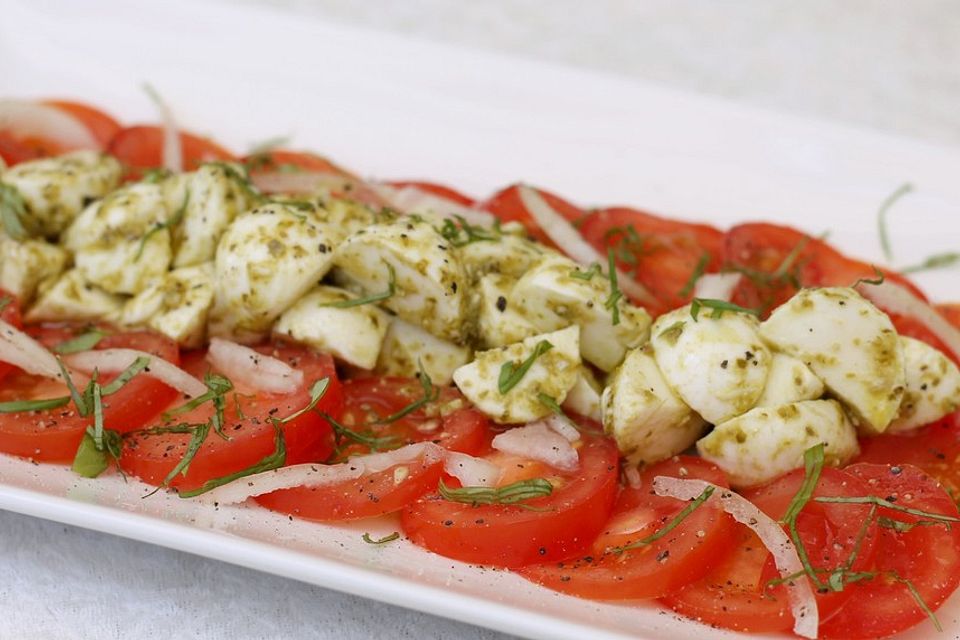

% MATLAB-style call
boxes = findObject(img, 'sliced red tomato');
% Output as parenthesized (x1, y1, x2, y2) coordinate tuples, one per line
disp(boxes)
(579, 207, 725, 316)
(121, 343, 342, 492)
(387, 181, 475, 206)
(478, 184, 586, 248)
(0, 130, 69, 165)
(662, 468, 878, 634)
(819, 463, 960, 639)
(243, 149, 355, 177)
(937, 303, 960, 330)
(0, 290, 23, 383)
(43, 100, 121, 148)
(519, 456, 736, 599)
(0, 325, 181, 462)
(107, 125, 235, 180)
(254, 377, 490, 522)
(401, 431, 619, 568)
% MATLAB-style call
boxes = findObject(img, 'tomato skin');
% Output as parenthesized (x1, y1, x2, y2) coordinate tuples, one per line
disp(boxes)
(387, 181, 475, 206)
(579, 207, 725, 315)
(937, 303, 960, 330)
(819, 463, 960, 639)
(243, 149, 354, 177)
(43, 100, 121, 148)
(401, 434, 619, 568)
(107, 125, 235, 180)
(121, 345, 342, 491)
(478, 184, 585, 248)
(519, 456, 736, 600)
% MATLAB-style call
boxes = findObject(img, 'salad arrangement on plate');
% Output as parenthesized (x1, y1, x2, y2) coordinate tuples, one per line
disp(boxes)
(1, 97, 960, 639)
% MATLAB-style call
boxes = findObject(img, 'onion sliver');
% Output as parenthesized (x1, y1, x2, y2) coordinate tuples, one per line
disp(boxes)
(143, 85, 182, 173)
(375, 183, 496, 227)
(444, 451, 501, 488)
(492, 422, 579, 472)
(860, 280, 960, 361)
(517, 185, 656, 306)
(0, 100, 99, 151)
(206, 338, 302, 394)
(693, 273, 742, 302)
(542, 414, 580, 442)
(350, 441, 445, 473)
(67, 348, 206, 398)
(0, 319, 67, 381)
(196, 462, 366, 505)
(652, 476, 818, 639)
(251, 170, 356, 195)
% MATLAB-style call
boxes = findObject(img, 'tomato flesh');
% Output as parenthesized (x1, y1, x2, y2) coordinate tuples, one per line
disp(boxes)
(387, 181, 475, 206)
(43, 100, 121, 148)
(478, 184, 585, 249)
(107, 125, 235, 180)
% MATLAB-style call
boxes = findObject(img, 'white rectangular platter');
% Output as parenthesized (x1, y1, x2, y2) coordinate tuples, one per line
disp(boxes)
(1, 1, 959, 638)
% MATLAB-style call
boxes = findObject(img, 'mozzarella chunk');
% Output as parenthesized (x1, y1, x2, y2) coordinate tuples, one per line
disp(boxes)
(0, 150, 121, 237)
(475, 273, 538, 348)
(512, 256, 651, 372)
(453, 326, 580, 424)
(888, 337, 960, 433)
(120, 264, 215, 348)
(563, 366, 603, 422)
(602, 345, 706, 466)
(169, 163, 257, 267)
(312, 196, 380, 244)
(651, 304, 771, 425)
(63, 183, 172, 295)
(274, 285, 391, 370)
(458, 234, 553, 282)
(26, 269, 123, 322)
(376, 317, 471, 385)
(760, 287, 905, 434)
(697, 399, 859, 488)
(334, 216, 469, 342)
(755, 353, 825, 408)
(208, 202, 336, 343)
(0, 234, 68, 303)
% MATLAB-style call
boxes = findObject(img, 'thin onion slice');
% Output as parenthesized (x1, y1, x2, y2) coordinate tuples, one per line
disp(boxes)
(349, 441, 445, 474)
(652, 476, 818, 639)
(517, 185, 657, 306)
(143, 85, 182, 173)
(444, 451, 501, 488)
(206, 338, 302, 394)
(66, 348, 207, 398)
(693, 272, 742, 302)
(0, 319, 67, 381)
(374, 183, 497, 227)
(492, 422, 580, 472)
(0, 100, 99, 151)
(196, 461, 366, 505)
(859, 280, 960, 361)
(250, 170, 356, 195)
(542, 414, 580, 442)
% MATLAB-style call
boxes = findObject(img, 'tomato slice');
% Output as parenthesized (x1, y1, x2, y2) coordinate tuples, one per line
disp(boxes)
(0, 130, 70, 165)
(43, 100, 121, 148)
(0, 325, 181, 462)
(662, 468, 878, 634)
(401, 431, 619, 568)
(478, 184, 586, 248)
(0, 291, 23, 383)
(937, 303, 960, 330)
(107, 125, 235, 180)
(519, 456, 735, 599)
(819, 463, 960, 639)
(243, 149, 355, 177)
(121, 343, 342, 492)
(254, 377, 491, 522)
(387, 181, 476, 206)
(579, 207, 725, 316)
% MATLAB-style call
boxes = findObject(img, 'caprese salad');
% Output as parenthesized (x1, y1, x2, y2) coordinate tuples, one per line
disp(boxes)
(2, 97, 960, 639)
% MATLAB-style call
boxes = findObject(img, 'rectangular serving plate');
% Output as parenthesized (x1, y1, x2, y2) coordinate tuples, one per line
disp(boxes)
(2, 1, 960, 638)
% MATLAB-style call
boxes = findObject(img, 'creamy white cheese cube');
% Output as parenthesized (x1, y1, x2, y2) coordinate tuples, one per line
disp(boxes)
(1, 150, 122, 237)
(760, 287, 905, 435)
(334, 216, 469, 343)
(64, 183, 172, 295)
(453, 326, 580, 424)
(458, 234, 553, 282)
(602, 345, 706, 466)
(475, 273, 538, 348)
(208, 202, 336, 343)
(0, 234, 68, 303)
(376, 317, 471, 385)
(312, 196, 380, 244)
(120, 263, 215, 348)
(650, 304, 770, 425)
(512, 256, 650, 372)
(888, 337, 960, 433)
(755, 353, 825, 408)
(274, 285, 391, 370)
(26, 269, 123, 322)
(563, 366, 604, 422)
(697, 399, 860, 488)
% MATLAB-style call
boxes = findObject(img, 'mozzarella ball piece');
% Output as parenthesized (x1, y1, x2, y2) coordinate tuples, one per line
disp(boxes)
(602, 345, 706, 466)
(1, 150, 121, 237)
(334, 217, 469, 343)
(26, 269, 123, 322)
(697, 399, 859, 488)
(0, 235, 68, 304)
(512, 256, 650, 372)
(376, 317, 472, 385)
(760, 287, 905, 434)
(651, 304, 771, 425)
(120, 264, 215, 348)
(563, 366, 604, 422)
(275, 285, 391, 370)
(453, 326, 580, 424)
(888, 337, 960, 433)
(755, 353, 825, 408)
(458, 234, 553, 282)
(312, 196, 380, 244)
(208, 203, 336, 343)
(475, 273, 538, 348)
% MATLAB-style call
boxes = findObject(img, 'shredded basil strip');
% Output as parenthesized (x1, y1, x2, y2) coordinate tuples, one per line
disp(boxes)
(321, 263, 396, 308)
(164, 373, 233, 418)
(689, 298, 759, 322)
(438, 477, 553, 509)
(569, 263, 601, 281)
(536, 392, 564, 415)
(156, 421, 211, 491)
(604, 248, 623, 326)
(900, 252, 960, 274)
(613, 486, 715, 553)
(362, 531, 400, 545)
(877, 182, 913, 262)
(373, 362, 437, 424)
(780, 443, 827, 591)
(178, 420, 286, 498)
(280, 377, 331, 424)
(678, 253, 710, 298)
(436, 215, 499, 247)
(136, 189, 189, 261)
(851, 266, 885, 288)
(52, 329, 107, 355)
(323, 412, 400, 453)
(498, 339, 554, 394)
(0, 396, 71, 413)
(57, 358, 89, 416)
(814, 495, 960, 524)
(72, 429, 123, 479)
(0, 296, 11, 313)
(0, 182, 30, 241)
(99, 357, 151, 396)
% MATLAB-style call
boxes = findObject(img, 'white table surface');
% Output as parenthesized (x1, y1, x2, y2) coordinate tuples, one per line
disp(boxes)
(3, 1, 959, 639)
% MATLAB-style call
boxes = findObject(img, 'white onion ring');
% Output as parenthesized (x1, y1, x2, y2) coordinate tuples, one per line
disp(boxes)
(374, 183, 497, 227)
(859, 280, 960, 361)
(250, 170, 356, 195)
(206, 338, 303, 394)
(492, 422, 580, 472)
(143, 85, 182, 173)
(0, 319, 67, 381)
(693, 272, 742, 302)
(0, 100, 99, 152)
(443, 451, 501, 488)
(66, 348, 206, 398)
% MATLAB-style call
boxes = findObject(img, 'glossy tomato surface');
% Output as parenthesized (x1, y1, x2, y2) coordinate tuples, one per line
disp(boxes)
(43, 100, 121, 147)
(107, 125, 235, 179)
(479, 184, 585, 248)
